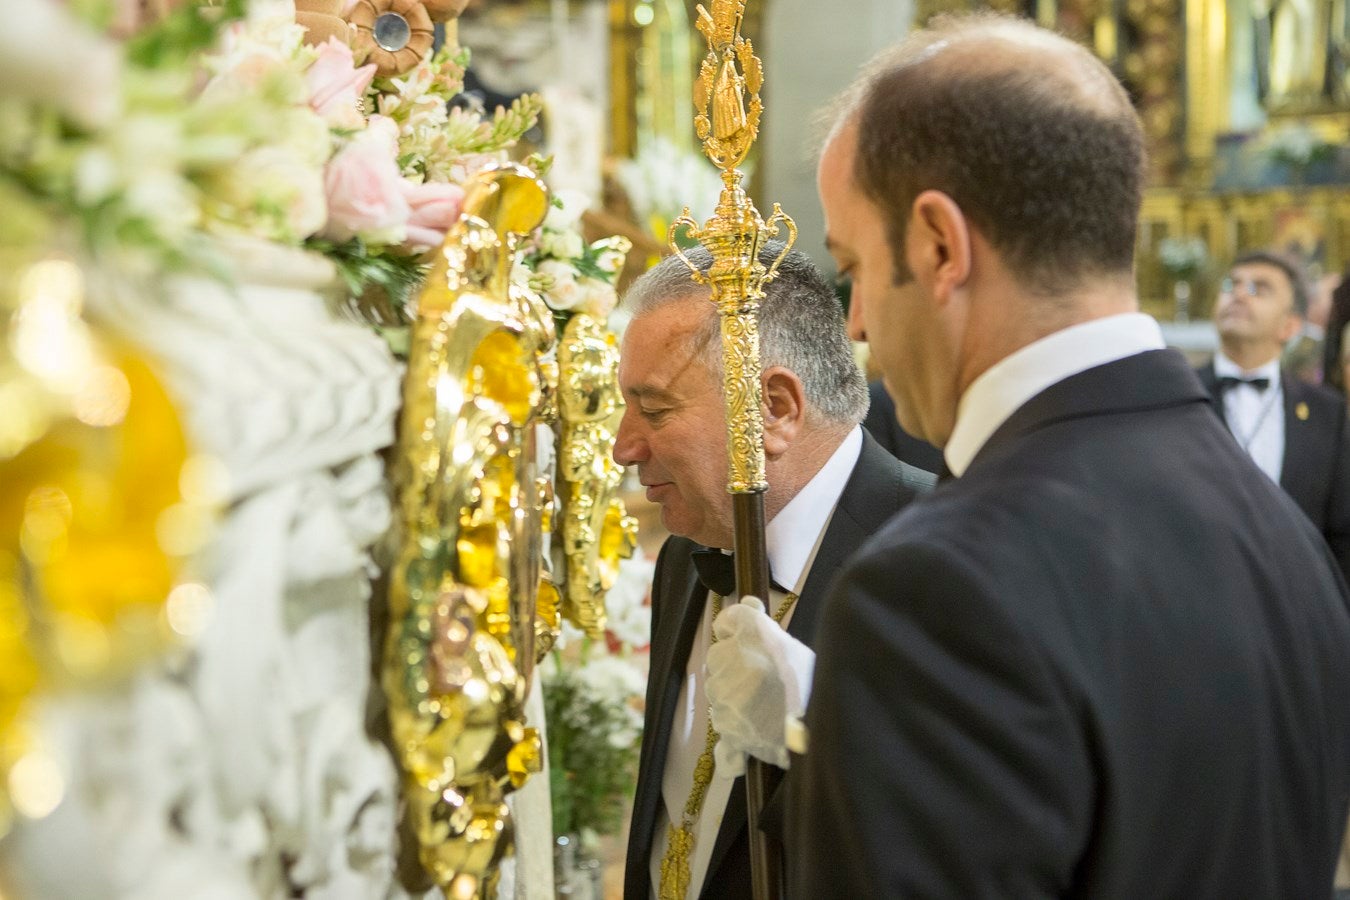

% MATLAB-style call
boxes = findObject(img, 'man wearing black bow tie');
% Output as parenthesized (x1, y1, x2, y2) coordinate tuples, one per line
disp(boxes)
(1196, 249, 1350, 577)
(613, 242, 931, 900)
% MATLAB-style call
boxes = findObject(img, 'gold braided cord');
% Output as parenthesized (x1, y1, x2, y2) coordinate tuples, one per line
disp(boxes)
(658, 592, 797, 900)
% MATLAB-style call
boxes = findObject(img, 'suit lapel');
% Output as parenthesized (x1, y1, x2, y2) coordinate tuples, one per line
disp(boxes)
(701, 432, 914, 889)
(627, 540, 709, 898)
(1196, 361, 1226, 425)
(1280, 374, 1317, 509)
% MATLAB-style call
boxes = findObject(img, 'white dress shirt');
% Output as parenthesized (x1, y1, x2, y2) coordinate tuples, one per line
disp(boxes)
(944, 313, 1166, 476)
(650, 427, 863, 899)
(1212, 351, 1285, 484)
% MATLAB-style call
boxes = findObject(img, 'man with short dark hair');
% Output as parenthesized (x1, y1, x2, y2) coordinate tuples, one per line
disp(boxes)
(615, 243, 930, 900)
(786, 13, 1350, 898)
(1195, 248, 1350, 577)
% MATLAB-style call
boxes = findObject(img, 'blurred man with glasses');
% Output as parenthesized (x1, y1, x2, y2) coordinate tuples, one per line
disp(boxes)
(1196, 248, 1350, 577)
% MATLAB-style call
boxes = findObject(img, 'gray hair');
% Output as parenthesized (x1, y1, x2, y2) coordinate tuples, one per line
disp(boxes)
(622, 241, 868, 427)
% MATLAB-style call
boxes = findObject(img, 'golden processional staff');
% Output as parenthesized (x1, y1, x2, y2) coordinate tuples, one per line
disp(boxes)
(668, 2, 796, 897)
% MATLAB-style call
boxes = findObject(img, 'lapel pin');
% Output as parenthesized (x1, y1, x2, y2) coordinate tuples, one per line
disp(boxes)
(1296, 402, 1310, 421)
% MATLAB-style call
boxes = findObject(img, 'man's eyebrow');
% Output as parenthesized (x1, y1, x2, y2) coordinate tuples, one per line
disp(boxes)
(626, 384, 679, 402)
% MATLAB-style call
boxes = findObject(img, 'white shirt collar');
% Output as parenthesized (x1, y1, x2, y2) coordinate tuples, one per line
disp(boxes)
(763, 426, 862, 593)
(944, 313, 1165, 477)
(1213, 350, 1281, 383)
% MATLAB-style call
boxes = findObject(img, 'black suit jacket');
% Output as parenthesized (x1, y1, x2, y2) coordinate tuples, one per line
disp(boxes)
(793, 350, 1350, 898)
(1196, 361, 1350, 577)
(623, 432, 931, 900)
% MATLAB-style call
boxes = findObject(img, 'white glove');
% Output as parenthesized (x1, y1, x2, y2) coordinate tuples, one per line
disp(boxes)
(706, 595, 815, 777)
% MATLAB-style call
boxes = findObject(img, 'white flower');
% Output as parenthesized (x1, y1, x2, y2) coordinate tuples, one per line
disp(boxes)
(544, 189, 592, 232)
(539, 227, 585, 261)
(0, 0, 122, 129)
(604, 551, 654, 650)
(575, 277, 618, 321)
(208, 144, 328, 242)
(591, 237, 630, 277)
(537, 259, 585, 311)
(616, 136, 723, 230)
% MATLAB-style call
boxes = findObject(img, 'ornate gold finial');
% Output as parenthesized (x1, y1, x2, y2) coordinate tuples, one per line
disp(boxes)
(692, 0, 761, 169)
(669, 0, 797, 494)
(384, 162, 555, 899)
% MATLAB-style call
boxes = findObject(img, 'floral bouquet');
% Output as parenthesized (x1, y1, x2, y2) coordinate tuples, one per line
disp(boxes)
(1259, 122, 1338, 173)
(1158, 235, 1209, 281)
(520, 187, 632, 332)
(543, 550, 652, 844)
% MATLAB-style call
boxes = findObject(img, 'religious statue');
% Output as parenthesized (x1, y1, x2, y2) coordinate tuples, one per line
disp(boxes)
(1250, 0, 1337, 106)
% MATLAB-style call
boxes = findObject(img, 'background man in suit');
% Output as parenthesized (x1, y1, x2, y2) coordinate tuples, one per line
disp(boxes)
(613, 243, 931, 900)
(787, 14, 1350, 897)
(1195, 249, 1350, 577)
(861, 378, 944, 472)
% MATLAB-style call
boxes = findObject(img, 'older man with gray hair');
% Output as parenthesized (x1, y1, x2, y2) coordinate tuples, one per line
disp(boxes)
(615, 242, 931, 900)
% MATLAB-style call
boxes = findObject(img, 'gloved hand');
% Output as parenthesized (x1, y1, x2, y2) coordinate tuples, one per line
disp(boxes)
(706, 595, 815, 777)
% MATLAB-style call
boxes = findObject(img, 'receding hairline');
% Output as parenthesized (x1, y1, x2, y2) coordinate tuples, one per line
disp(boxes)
(826, 15, 1134, 141)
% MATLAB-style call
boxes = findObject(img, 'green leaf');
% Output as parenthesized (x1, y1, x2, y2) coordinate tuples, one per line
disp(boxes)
(125, 0, 247, 70)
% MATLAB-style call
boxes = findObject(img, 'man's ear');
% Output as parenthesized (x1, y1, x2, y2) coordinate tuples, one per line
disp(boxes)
(910, 190, 972, 303)
(762, 366, 806, 458)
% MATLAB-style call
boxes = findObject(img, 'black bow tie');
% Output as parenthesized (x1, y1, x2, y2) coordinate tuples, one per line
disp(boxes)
(691, 549, 737, 597)
(1218, 374, 1271, 392)
(690, 548, 786, 597)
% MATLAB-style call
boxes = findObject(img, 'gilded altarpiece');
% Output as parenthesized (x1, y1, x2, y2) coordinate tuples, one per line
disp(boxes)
(918, 0, 1350, 318)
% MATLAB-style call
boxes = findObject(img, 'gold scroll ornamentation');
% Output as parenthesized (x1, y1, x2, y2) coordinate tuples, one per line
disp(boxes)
(384, 162, 556, 899)
(557, 307, 638, 639)
(669, 1, 796, 494)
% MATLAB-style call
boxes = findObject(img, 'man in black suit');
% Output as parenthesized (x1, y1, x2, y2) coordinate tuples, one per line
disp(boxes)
(1195, 249, 1350, 578)
(613, 243, 931, 900)
(787, 14, 1350, 897)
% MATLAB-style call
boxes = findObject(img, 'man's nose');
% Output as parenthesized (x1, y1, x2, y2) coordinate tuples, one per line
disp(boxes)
(612, 410, 647, 466)
(846, 293, 867, 342)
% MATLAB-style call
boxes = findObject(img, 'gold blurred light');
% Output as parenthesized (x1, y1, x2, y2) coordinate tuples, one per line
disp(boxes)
(178, 454, 229, 506)
(72, 364, 131, 427)
(8, 751, 64, 820)
(165, 582, 214, 638)
(155, 502, 211, 558)
(12, 260, 96, 390)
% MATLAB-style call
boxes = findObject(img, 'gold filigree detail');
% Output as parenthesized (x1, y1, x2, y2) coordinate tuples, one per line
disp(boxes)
(672, 1, 798, 495)
(556, 310, 638, 639)
(384, 163, 554, 898)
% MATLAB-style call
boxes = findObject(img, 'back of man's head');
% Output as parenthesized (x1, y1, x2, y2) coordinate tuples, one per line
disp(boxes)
(836, 14, 1146, 297)
(622, 242, 869, 428)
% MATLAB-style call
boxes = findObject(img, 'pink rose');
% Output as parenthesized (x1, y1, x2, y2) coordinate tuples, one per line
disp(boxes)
(305, 37, 376, 130)
(321, 116, 410, 244)
(400, 180, 465, 251)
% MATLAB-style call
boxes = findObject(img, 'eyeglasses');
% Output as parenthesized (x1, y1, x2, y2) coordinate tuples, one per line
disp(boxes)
(1221, 276, 1278, 299)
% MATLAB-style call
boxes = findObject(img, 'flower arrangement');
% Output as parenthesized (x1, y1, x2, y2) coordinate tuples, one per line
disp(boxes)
(543, 550, 652, 844)
(1158, 235, 1209, 281)
(615, 136, 723, 246)
(1259, 122, 1338, 172)
(1, 0, 541, 306)
(519, 187, 632, 331)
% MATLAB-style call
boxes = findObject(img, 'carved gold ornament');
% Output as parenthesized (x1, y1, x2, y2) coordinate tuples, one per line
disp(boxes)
(670, 0, 797, 494)
(383, 163, 556, 898)
(556, 309, 638, 639)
